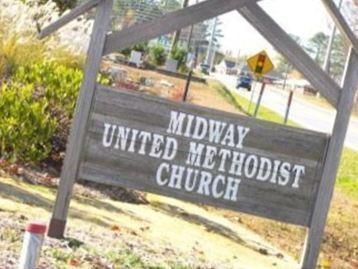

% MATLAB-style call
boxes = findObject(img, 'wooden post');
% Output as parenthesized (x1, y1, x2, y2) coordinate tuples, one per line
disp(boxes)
(253, 82, 266, 117)
(47, 0, 113, 238)
(300, 48, 358, 269)
(183, 70, 193, 102)
(284, 90, 294, 124)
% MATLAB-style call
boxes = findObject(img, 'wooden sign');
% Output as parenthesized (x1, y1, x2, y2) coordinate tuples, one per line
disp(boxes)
(247, 50, 274, 78)
(39, 0, 358, 268)
(79, 85, 329, 226)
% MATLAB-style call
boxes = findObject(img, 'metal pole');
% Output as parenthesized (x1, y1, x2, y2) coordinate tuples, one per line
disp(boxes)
(170, 0, 190, 52)
(248, 81, 256, 114)
(253, 82, 266, 117)
(282, 63, 290, 90)
(323, 0, 343, 73)
(205, 16, 218, 71)
(19, 221, 47, 269)
(284, 90, 294, 124)
(183, 70, 193, 102)
(182, 0, 198, 102)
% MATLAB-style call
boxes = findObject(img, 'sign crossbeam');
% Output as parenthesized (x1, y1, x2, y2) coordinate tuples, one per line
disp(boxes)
(38, 0, 103, 39)
(103, 0, 262, 55)
(39, 1, 358, 268)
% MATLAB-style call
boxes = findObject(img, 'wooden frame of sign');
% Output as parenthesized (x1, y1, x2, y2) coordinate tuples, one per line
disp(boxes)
(39, 0, 358, 268)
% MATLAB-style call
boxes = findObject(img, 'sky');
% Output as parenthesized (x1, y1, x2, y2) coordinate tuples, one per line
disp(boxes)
(215, 0, 334, 59)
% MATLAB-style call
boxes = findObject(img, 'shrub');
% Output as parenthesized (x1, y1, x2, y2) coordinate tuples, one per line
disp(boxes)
(0, 83, 56, 162)
(0, 33, 45, 79)
(121, 42, 149, 58)
(120, 47, 132, 57)
(170, 47, 188, 70)
(132, 42, 149, 54)
(14, 62, 110, 117)
(6, 62, 110, 162)
(148, 45, 167, 66)
(14, 62, 83, 117)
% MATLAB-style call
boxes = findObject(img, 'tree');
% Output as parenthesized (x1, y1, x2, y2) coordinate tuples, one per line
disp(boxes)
(305, 32, 346, 80)
(305, 32, 328, 65)
(170, 0, 189, 51)
(159, 0, 181, 12)
(344, 1, 358, 105)
(344, 0, 358, 35)
(107, 0, 165, 30)
(328, 34, 346, 80)
(275, 34, 301, 76)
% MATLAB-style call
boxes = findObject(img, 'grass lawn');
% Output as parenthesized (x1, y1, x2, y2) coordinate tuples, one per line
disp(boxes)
(209, 81, 298, 126)
(338, 148, 358, 199)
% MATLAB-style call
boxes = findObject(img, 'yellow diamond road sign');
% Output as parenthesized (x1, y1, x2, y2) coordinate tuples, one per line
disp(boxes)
(247, 50, 274, 78)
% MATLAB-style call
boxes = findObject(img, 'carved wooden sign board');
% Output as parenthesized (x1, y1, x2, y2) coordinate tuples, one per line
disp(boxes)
(81, 85, 328, 227)
(39, 0, 358, 268)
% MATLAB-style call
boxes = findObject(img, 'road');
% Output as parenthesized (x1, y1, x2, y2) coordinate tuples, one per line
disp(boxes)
(214, 73, 358, 151)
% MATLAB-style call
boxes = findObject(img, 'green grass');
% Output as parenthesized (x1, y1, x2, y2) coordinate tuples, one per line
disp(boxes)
(337, 148, 358, 199)
(209, 80, 248, 115)
(212, 80, 358, 199)
(210, 81, 298, 126)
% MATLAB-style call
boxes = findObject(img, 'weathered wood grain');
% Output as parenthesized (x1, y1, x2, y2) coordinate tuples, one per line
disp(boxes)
(48, 0, 113, 238)
(300, 49, 358, 269)
(103, 0, 261, 55)
(78, 85, 329, 227)
(237, 3, 341, 108)
(38, 0, 103, 39)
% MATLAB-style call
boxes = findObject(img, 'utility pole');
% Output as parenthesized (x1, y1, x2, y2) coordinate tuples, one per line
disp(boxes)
(205, 16, 219, 72)
(323, 0, 343, 74)
(182, 0, 198, 102)
(282, 62, 291, 91)
(170, 0, 189, 52)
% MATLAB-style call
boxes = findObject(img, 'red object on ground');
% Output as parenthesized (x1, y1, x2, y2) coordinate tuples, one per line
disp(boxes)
(25, 221, 47, 234)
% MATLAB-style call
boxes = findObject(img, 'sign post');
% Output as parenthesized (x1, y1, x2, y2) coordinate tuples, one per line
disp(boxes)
(253, 82, 266, 117)
(246, 50, 274, 117)
(41, 0, 114, 238)
(38, 1, 357, 268)
(284, 90, 294, 124)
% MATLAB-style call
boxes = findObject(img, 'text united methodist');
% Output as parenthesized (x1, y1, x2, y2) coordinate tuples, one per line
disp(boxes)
(101, 110, 306, 202)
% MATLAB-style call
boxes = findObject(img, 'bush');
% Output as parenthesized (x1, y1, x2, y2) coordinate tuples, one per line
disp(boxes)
(0, 33, 45, 79)
(14, 62, 111, 117)
(14, 62, 82, 117)
(1, 62, 111, 162)
(132, 43, 148, 54)
(148, 45, 167, 66)
(170, 47, 188, 70)
(0, 83, 56, 162)
(120, 43, 149, 58)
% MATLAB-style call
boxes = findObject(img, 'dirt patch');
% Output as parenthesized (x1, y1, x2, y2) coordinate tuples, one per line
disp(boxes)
(0, 176, 298, 268)
(207, 178, 358, 269)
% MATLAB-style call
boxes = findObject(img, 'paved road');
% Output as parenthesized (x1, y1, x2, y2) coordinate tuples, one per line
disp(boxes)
(214, 73, 358, 151)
